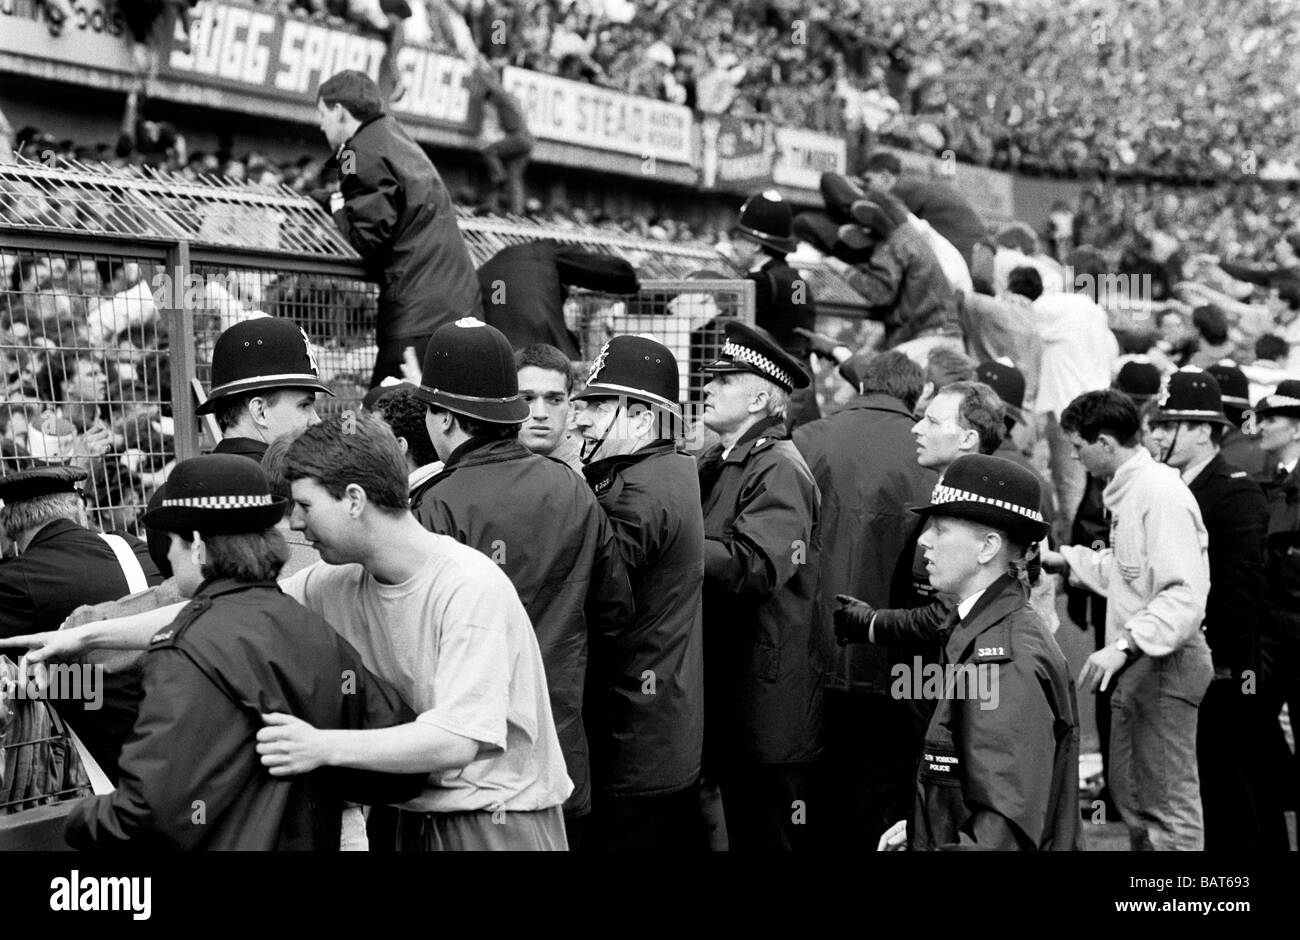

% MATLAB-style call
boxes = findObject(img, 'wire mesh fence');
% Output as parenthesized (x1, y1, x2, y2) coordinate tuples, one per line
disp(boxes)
(187, 261, 379, 426)
(568, 278, 756, 411)
(1, 246, 176, 538)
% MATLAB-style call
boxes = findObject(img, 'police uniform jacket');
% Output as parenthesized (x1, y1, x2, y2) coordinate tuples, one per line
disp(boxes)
(1261, 464, 1300, 671)
(0, 519, 163, 782)
(412, 437, 634, 817)
(747, 256, 817, 361)
(1187, 454, 1269, 678)
(333, 114, 482, 340)
(875, 574, 1080, 851)
(64, 579, 424, 850)
(698, 416, 825, 764)
(792, 392, 937, 694)
(582, 441, 704, 796)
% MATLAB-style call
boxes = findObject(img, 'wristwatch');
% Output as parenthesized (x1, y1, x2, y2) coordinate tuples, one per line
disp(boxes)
(1113, 636, 1141, 663)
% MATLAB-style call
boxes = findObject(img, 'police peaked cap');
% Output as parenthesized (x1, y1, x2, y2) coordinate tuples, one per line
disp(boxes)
(0, 465, 87, 504)
(197, 317, 333, 415)
(1255, 379, 1300, 420)
(913, 454, 1048, 543)
(704, 320, 810, 393)
(142, 454, 286, 535)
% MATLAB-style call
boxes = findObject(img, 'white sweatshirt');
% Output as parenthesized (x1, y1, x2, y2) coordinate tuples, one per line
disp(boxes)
(1059, 448, 1209, 657)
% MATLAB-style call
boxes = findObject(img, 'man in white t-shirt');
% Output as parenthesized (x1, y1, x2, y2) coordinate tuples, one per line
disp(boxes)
(1, 412, 572, 851)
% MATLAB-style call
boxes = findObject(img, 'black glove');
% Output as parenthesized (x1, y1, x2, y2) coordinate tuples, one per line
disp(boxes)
(833, 593, 877, 646)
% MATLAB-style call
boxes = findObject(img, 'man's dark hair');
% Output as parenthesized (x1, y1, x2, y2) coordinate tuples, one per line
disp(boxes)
(1192, 304, 1228, 345)
(864, 151, 902, 175)
(194, 529, 289, 582)
(515, 344, 575, 395)
(1060, 389, 1141, 447)
(940, 380, 1005, 455)
(1255, 333, 1289, 363)
(284, 412, 409, 514)
(856, 351, 923, 410)
(1006, 265, 1043, 301)
(260, 434, 300, 519)
(427, 405, 520, 442)
(318, 70, 386, 123)
(376, 389, 439, 468)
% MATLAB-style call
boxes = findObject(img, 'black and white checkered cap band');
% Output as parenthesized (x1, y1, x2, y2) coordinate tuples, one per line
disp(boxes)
(162, 494, 276, 509)
(930, 483, 1044, 524)
(722, 340, 793, 390)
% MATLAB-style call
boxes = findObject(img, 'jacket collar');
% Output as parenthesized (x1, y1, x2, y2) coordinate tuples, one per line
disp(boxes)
(1187, 452, 1227, 491)
(213, 436, 269, 461)
(341, 114, 387, 156)
(193, 577, 280, 601)
(582, 440, 675, 493)
(721, 416, 786, 464)
(441, 436, 532, 473)
(945, 574, 1029, 664)
(840, 392, 914, 419)
(24, 517, 86, 550)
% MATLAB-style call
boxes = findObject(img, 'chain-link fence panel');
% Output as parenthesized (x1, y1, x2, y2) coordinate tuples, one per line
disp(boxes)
(1, 244, 175, 539)
(567, 279, 755, 412)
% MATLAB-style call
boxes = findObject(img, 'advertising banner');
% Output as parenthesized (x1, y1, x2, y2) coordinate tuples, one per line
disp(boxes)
(501, 66, 693, 166)
(771, 126, 846, 190)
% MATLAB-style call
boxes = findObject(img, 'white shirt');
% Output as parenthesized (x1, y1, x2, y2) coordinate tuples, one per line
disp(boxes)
(1179, 453, 1216, 486)
(956, 586, 990, 622)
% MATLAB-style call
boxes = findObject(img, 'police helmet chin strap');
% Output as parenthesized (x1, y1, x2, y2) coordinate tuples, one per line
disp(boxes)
(580, 401, 622, 466)
(1159, 424, 1180, 466)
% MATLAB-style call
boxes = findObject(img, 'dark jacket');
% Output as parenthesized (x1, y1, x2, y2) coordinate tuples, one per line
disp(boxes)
(875, 575, 1080, 851)
(478, 240, 638, 359)
(842, 222, 959, 348)
(333, 114, 482, 339)
(65, 579, 423, 850)
(582, 441, 704, 795)
(890, 179, 987, 264)
(1220, 426, 1274, 482)
(1188, 454, 1269, 678)
(792, 393, 936, 693)
(1261, 464, 1300, 675)
(0, 518, 164, 782)
(699, 417, 825, 764)
(411, 437, 634, 816)
(748, 256, 817, 360)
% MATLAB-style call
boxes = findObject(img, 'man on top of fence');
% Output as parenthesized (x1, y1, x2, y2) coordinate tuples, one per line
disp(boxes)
(316, 70, 483, 390)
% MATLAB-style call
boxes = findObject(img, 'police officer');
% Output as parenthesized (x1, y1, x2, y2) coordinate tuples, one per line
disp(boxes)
(1147, 368, 1280, 850)
(571, 335, 706, 851)
(697, 321, 824, 851)
(1206, 360, 1274, 480)
(0, 465, 163, 780)
(409, 317, 633, 850)
(733, 191, 818, 427)
(1255, 379, 1300, 828)
(840, 454, 1080, 851)
(145, 316, 333, 574)
(63, 454, 422, 849)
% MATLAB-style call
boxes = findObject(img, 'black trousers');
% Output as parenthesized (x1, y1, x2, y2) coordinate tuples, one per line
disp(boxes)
(716, 758, 819, 851)
(583, 784, 709, 852)
(370, 331, 432, 390)
(820, 689, 927, 850)
(1197, 677, 1290, 851)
